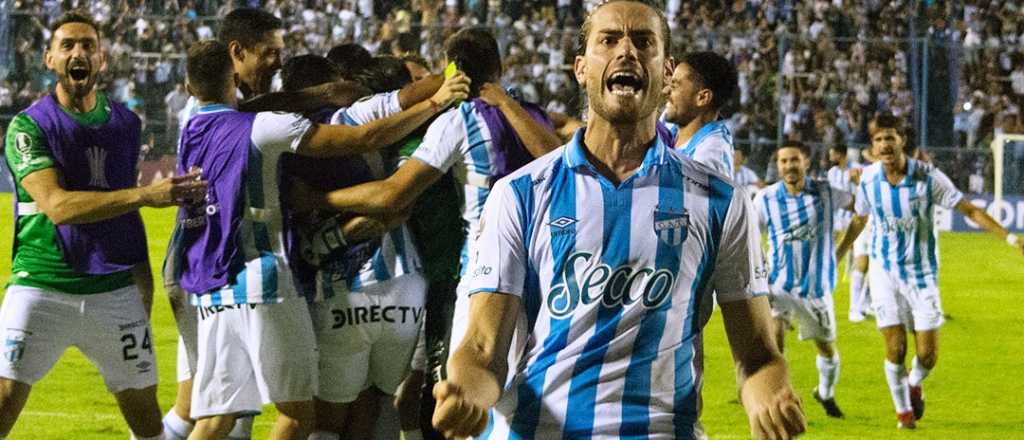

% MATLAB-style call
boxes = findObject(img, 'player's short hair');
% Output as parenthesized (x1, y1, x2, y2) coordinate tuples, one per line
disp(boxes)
(326, 43, 373, 79)
(281, 54, 341, 92)
(778, 140, 811, 157)
(868, 113, 906, 137)
(49, 11, 101, 46)
(395, 32, 419, 55)
(444, 27, 501, 96)
(830, 143, 848, 155)
(400, 53, 430, 71)
(186, 40, 233, 102)
(219, 8, 283, 50)
(680, 52, 737, 111)
(577, 0, 670, 57)
(351, 56, 413, 94)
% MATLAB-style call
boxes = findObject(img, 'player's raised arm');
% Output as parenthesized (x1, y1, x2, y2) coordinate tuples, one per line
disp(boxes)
(477, 83, 563, 157)
(237, 79, 370, 113)
(954, 199, 1024, 255)
(296, 72, 470, 158)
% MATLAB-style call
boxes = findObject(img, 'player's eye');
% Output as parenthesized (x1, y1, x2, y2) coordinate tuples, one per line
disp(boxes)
(601, 36, 617, 45)
(635, 37, 652, 49)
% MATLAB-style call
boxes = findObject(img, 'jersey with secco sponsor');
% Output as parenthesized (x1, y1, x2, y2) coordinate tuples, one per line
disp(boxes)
(854, 159, 963, 289)
(466, 129, 767, 439)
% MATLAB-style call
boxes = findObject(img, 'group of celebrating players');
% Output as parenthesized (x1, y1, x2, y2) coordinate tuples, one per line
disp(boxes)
(2, 1, 1023, 439)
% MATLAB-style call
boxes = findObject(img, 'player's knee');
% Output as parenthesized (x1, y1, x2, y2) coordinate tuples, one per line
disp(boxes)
(815, 341, 836, 358)
(193, 415, 237, 439)
(275, 400, 316, 426)
(918, 349, 938, 369)
(0, 379, 31, 427)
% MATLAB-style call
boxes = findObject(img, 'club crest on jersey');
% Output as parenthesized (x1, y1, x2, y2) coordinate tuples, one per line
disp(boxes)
(546, 252, 675, 319)
(654, 209, 689, 246)
(4, 336, 25, 364)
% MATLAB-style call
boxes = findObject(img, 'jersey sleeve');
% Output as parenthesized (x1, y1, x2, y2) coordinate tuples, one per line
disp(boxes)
(854, 179, 872, 216)
(411, 110, 464, 173)
(466, 177, 528, 297)
(333, 91, 402, 126)
(691, 137, 735, 177)
(251, 112, 314, 157)
(928, 167, 964, 209)
(752, 189, 769, 231)
(4, 113, 54, 183)
(712, 188, 769, 303)
(828, 184, 854, 212)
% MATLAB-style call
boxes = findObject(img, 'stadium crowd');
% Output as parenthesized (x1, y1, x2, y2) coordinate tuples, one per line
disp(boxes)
(4, 0, 1024, 172)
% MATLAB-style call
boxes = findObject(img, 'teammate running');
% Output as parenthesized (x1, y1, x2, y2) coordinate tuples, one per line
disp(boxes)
(431, 2, 805, 439)
(176, 40, 468, 440)
(839, 114, 1024, 429)
(825, 144, 870, 322)
(661, 51, 739, 176)
(755, 141, 850, 420)
(0, 12, 205, 440)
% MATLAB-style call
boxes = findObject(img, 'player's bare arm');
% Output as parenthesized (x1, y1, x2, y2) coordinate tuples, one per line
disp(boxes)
(836, 214, 867, 262)
(318, 159, 444, 215)
(397, 74, 445, 109)
(20, 167, 206, 225)
(547, 111, 585, 142)
(238, 79, 370, 113)
(477, 83, 563, 157)
(296, 72, 470, 158)
(954, 199, 1024, 255)
(721, 296, 807, 440)
(433, 292, 520, 439)
(337, 210, 412, 242)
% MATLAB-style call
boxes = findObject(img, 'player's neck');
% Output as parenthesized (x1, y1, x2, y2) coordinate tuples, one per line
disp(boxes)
(55, 85, 97, 114)
(198, 89, 239, 109)
(883, 155, 908, 185)
(583, 112, 658, 186)
(784, 177, 805, 195)
(673, 111, 717, 149)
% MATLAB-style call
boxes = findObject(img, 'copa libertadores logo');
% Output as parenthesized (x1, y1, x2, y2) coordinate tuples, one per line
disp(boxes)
(546, 252, 675, 319)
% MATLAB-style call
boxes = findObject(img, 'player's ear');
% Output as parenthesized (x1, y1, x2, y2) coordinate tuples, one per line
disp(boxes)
(697, 89, 713, 107)
(574, 55, 587, 87)
(228, 40, 245, 63)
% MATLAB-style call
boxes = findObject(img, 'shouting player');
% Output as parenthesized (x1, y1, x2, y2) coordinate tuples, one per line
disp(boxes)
(0, 12, 205, 440)
(755, 141, 851, 419)
(839, 114, 1024, 429)
(431, 1, 805, 439)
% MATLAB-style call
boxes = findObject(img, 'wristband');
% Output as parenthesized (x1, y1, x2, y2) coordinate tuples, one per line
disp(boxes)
(1008, 233, 1020, 247)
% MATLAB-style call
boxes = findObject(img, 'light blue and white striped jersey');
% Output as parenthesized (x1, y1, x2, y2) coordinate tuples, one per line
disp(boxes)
(467, 129, 768, 439)
(854, 160, 963, 289)
(411, 101, 516, 278)
(755, 179, 852, 299)
(660, 115, 735, 177)
(315, 91, 423, 296)
(734, 164, 761, 196)
(827, 164, 860, 231)
(189, 108, 313, 306)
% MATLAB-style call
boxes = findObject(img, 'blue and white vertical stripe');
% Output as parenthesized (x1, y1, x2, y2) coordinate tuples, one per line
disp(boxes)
(471, 130, 744, 439)
(757, 179, 840, 299)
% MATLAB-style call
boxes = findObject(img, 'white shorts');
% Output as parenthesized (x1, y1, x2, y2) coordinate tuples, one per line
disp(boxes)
(769, 292, 837, 342)
(314, 273, 427, 403)
(853, 225, 872, 258)
(868, 263, 944, 332)
(0, 285, 157, 392)
(190, 296, 318, 419)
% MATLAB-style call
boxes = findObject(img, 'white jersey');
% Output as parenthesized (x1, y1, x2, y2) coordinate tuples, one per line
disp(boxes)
(854, 159, 963, 289)
(411, 101, 516, 277)
(467, 130, 767, 439)
(675, 120, 735, 177)
(318, 92, 423, 295)
(190, 107, 313, 306)
(734, 164, 761, 195)
(826, 163, 860, 230)
(755, 179, 852, 299)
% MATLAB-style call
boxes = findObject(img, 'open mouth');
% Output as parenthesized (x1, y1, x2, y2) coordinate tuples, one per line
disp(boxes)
(606, 71, 645, 97)
(68, 64, 90, 81)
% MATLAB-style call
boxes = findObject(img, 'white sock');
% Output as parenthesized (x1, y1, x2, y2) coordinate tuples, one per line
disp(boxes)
(162, 410, 193, 440)
(227, 416, 254, 439)
(850, 271, 867, 314)
(130, 430, 165, 440)
(909, 356, 931, 387)
(884, 360, 912, 413)
(402, 430, 425, 440)
(308, 431, 341, 440)
(816, 354, 840, 399)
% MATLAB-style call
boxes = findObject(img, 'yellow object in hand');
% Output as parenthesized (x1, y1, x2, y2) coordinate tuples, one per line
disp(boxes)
(444, 61, 458, 79)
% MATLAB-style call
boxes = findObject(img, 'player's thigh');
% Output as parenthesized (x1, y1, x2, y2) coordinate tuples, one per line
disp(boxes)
(315, 290, 376, 404)
(793, 295, 837, 343)
(0, 286, 76, 386)
(190, 305, 262, 420)
(369, 274, 427, 395)
(76, 286, 158, 393)
(868, 264, 913, 329)
(249, 298, 318, 405)
(907, 285, 944, 332)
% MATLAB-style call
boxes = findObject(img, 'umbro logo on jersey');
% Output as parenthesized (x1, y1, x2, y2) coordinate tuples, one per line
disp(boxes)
(550, 216, 577, 229)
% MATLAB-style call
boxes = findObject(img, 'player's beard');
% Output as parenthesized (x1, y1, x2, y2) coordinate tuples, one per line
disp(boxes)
(58, 57, 97, 99)
(589, 66, 661, 125)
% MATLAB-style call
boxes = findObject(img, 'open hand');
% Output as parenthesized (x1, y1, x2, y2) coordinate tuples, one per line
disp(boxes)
(141, 170, 206, 207)
(478, 83, 511, 107)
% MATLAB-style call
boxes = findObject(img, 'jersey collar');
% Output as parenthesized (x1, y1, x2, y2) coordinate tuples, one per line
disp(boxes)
(563, 127, 669, 173)
(681, 119, 728, 153)
(197, 103, 235, 114)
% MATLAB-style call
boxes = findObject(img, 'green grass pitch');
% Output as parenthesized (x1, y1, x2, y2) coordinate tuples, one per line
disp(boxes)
(0, 194, 1021, 438)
